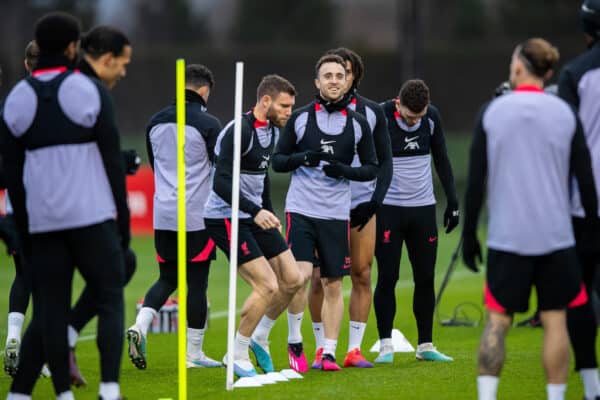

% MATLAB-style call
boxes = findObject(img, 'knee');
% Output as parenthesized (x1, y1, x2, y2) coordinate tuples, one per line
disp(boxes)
(351, 265, 372, 289)
(258, 276, 279, 300)
(377, 269, 399, 288)
(322, 279, 342, 298)
(414, 269, 435, 289)
(310, 272, 323, 294)
(289, 272, 305, 294)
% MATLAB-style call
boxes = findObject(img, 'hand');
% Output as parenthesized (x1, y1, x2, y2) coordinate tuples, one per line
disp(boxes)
(253, 209, 281, 230)
(444, 203, 460, 233)
(350, 201, 378, 231)
(303, 151, 334, 167)
(322, 160, 348, 179)
(462, 233, 482, 273)
(123, 247, 137, 285)
(122, 149, 141, 175)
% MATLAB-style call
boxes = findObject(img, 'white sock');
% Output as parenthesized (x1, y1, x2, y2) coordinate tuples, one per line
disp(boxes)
(187, 327, 205, 357)
(234, 332, 250, 360)
(252, 315, 275, 344)
(348, 321, 366, 352)
(546, 383, 566, 400)
(312, 322, 324, 349)
(380, 338, 393, 352)
(135, 307, 157, 336)
(56, 391, 75, 400)
(67, 325, 79, 349)
(6, 394, 31, 400)
(7, 312, 25, 343)
(99, 382, 120, 400)
(323, 338, 337, 358)
(581, 368, 600, 399)
(477, 375, 499, 400)
(287, 311, 303, 344)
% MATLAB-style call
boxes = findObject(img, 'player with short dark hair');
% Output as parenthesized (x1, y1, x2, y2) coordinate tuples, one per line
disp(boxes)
(204, 74, 303, 377)
(63, 25, 137, 387)
(126, 64, 222, 371)
(79, 26, 131, 89)
(1, 12, 130, 400)
(373, 79, 458, 364)
(274, 54, 378, 372)
(304, 47, 392, 369)
(463, 37, 597, 400)
(557, 1, 600, 398)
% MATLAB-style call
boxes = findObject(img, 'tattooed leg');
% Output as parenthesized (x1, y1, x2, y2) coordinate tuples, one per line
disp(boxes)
(539, 310, 569, 384)
(478, 310, 512, 376)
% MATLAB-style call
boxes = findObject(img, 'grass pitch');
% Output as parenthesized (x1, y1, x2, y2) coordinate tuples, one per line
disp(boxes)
(0, 229, 589, 399)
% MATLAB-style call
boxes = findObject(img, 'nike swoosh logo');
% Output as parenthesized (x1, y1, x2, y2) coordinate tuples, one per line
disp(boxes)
(404, 136, 419, 143)
(320, 139, 336, 145)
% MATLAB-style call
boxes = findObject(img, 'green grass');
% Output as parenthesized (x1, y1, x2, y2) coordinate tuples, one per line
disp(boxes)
(0, 229, 590, 399)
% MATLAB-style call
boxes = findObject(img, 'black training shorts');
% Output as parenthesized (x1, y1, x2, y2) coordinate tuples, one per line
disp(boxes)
(285, 212, 350, 278)
(485, 247, 586, 314)
(205, 217, 288, 265)
(155, 229, 216, 264)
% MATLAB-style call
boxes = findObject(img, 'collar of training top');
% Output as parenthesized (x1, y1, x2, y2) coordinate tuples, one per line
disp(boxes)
(33, 53, 77, 73)
(514, 85, 544, 92)
(77, 58, 99, 80)
(184, 89, 208, 108)
(245, 109, 269, 129)
(315, 92, 352, 114)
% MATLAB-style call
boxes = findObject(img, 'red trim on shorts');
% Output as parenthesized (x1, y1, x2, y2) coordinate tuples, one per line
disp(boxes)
(190, 238, 215, 263)
(484, 282, 506, 313)
(32, 66, 67, 77)
(156, 253, 166, 263)
(224, 218, 232, 241)
(568, 284, 588, 308)
(285, 212, 291, 243)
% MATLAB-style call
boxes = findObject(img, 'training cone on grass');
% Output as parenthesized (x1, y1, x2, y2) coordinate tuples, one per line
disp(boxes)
(233, 377, 263, 388)
(280, 369, 303, 379)
(254, 374, 277, 385)
(266, 372, 288, 382)
(369, 329, 415, 353)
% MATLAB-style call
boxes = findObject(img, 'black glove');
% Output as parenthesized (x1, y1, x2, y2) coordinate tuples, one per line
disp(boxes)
(462, 233, 482, 273)
(122, 149, 141, 175)
(123, 247, 137, 286)
(322, 160, 350, 179)
(304, 151, 334, 167)
(443, 203, 460, 233)
(350, 201, 378, 231)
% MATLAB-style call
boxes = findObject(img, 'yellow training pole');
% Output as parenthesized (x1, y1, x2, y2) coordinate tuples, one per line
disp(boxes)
(175, 58, 187, 400)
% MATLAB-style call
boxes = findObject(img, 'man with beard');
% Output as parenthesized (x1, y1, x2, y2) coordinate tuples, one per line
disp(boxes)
(305, 47, 392, 369)
(66, 25, 138, 387)
(272, 54, 378, 371)
(204, 74, 303, 377)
